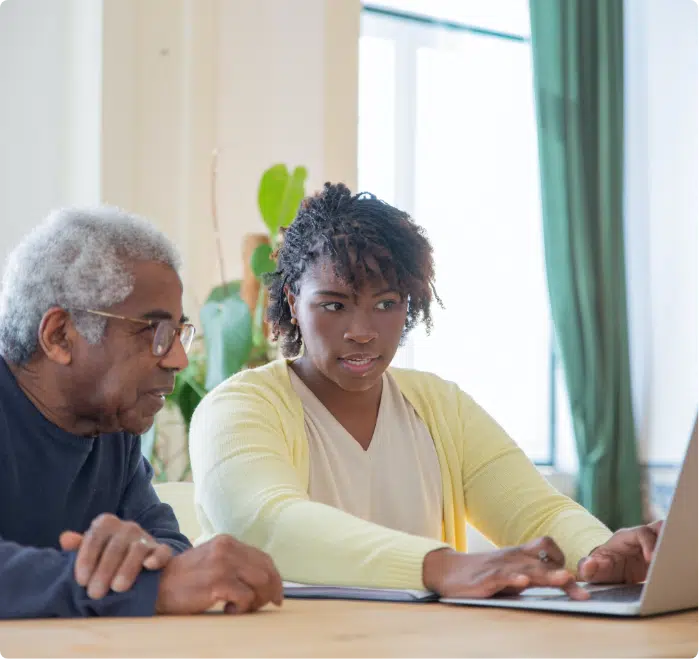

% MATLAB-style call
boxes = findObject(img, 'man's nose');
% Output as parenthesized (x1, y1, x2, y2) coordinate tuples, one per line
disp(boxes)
(159, 334, 189, 372)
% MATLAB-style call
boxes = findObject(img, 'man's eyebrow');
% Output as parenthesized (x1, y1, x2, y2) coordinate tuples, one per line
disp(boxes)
(140, 310, 189, 323)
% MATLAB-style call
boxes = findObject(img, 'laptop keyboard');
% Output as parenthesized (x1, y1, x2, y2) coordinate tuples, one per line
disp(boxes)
(548, 583, 644, 602)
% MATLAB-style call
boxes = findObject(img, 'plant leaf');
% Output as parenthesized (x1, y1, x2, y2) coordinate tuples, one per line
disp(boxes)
(258, 165, 289, 235)
(258, 164, 308, 235)
(251, 243, 276, 278)
(280, 165, 308, 229)
(176, 378, 205, 431)
(165, 356, 207, 431)
(200, 281, 253, 390)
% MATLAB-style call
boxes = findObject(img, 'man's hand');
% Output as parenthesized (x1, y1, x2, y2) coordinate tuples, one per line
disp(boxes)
(60, 513, 172, 599)
(155, 534, 283, 615)
(578, 520, 664, 584)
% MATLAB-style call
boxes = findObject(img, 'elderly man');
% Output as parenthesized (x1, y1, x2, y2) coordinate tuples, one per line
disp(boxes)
(0, 207, 282, 618)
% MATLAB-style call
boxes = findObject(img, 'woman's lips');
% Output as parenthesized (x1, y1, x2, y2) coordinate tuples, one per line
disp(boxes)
(338, 356, 379, 375)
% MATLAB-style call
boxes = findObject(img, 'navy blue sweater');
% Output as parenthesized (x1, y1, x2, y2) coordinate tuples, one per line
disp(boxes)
(0, 359, 191, 618)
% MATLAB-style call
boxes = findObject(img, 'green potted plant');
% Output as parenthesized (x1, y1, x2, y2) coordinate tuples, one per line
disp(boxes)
(143, 162, 307, 481)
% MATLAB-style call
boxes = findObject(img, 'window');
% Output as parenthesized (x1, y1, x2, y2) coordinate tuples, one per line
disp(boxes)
(358, 1, 576, 467)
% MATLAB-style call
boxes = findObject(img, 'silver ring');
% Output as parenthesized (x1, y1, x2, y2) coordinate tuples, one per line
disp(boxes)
(138, 537, 151, 547)
(538, 550, 550, 563)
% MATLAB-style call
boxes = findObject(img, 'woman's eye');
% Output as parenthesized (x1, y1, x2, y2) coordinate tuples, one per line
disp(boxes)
(320, 302, 343, 312)
(376, 300, 396, 311)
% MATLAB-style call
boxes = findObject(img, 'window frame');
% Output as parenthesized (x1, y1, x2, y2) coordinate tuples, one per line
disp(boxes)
(360, 4, 561, 467)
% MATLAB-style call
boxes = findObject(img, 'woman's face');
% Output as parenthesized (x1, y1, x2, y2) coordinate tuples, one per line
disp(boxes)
(287, 258, 408, 393)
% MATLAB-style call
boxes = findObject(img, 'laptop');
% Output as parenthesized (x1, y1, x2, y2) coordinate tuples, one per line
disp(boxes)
(442, 417, 698, 617)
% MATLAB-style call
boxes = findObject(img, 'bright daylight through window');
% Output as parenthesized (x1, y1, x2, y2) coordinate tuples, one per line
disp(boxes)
(358, 0, 576, 467)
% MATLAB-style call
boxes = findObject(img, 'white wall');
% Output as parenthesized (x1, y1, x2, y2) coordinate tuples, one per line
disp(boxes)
(0, 0, 360, 317)
(100, 0, 359, 312)
(0, 0, 75, 260)
(0, 0, 102, 262)
(625, 0, 698, 464)
(100, 0, 220, 314)
(214, 0, 359, 288)
(0, 0, 67, 249)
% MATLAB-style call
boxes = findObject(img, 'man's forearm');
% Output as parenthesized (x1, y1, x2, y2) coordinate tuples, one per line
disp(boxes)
(150, 527, 191, 555)
(0, 537, 161, 619)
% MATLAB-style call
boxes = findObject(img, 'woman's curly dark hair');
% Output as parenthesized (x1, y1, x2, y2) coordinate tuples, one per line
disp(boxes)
(266, 182, 440, 357)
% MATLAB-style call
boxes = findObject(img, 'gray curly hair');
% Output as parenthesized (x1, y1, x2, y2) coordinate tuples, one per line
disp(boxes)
(0, 206, 182, 364)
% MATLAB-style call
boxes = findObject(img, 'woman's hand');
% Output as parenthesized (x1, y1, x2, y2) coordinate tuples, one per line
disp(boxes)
(423, 536, 589, 600)
(577, 520, 664, 584)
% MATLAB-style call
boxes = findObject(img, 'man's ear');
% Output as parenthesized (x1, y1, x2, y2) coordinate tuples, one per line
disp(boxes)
(37, 307, 75, 366)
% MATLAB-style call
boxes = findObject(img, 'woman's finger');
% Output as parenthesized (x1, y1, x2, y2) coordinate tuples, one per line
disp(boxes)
(558, 575, 590, 601)
(648, 519, 664, 535)
(474, 570, 523, 598)
(498, 573, 530, 595)
(580, 554, 617, 583)
(636, 527, 659, 563)
(521, 536, 566, 567)
(578, 556, 599, 582)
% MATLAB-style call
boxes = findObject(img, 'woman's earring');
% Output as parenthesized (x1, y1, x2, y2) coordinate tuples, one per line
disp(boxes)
(290, 317, 297, 326)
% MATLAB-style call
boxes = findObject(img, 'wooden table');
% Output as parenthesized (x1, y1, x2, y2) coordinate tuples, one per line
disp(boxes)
(0, 600, 696, 658)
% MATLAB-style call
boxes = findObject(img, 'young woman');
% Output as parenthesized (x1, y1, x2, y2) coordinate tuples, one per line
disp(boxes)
(189, 183, 661, 600)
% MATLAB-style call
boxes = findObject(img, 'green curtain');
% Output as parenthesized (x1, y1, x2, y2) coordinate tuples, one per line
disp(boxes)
(529, 0, 643, 529)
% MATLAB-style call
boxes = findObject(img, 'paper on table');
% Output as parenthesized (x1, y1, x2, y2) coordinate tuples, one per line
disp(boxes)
(283, 581, 438, 602)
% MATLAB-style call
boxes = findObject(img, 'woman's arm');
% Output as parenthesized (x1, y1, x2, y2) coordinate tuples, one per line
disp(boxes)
(189, 380, 447, 590)
(456, 389, 612, 572)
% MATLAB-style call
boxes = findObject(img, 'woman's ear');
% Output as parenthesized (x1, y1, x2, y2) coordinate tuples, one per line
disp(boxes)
(284, 285, 298, 320)
(37, 307, 75, 366)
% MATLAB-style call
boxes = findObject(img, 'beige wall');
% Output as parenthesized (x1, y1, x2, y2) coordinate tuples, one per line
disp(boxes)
(100, 0, 359, 315)
(214, 0, 359, 295)
(0, 0, 102, 261)
(0, 0, 360, 317)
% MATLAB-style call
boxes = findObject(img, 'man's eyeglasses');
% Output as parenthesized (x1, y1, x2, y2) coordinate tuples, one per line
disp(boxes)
(72, 309, 196, 357)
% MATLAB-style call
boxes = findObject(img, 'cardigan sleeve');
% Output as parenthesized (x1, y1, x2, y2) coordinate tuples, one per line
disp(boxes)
(454, 387, 613, 572)
(188, 374, 448, 590)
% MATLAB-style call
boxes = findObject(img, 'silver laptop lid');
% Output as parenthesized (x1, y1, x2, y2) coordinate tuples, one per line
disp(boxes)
(640, 416, 698, 615)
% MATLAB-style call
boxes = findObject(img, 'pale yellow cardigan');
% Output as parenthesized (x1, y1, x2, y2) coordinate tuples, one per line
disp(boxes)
(189, 359, 612, 589)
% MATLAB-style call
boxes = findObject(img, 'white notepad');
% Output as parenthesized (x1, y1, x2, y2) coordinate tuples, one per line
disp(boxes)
(283, 581, 438, 602)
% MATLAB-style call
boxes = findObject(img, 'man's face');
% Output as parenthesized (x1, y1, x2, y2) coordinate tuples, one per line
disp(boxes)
(68, 261, 189, 435)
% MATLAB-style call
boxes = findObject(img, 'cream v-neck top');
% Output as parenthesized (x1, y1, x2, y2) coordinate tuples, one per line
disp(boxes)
(288, 369, 444, 541)
(191, 360, 614, 588)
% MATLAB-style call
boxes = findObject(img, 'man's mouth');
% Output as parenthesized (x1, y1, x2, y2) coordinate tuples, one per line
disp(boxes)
(144, 386, 174, 405)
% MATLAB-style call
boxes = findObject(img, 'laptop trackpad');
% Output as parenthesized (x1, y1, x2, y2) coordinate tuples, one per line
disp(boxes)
(505, 583, 644, 602)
